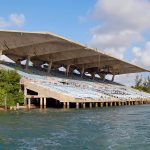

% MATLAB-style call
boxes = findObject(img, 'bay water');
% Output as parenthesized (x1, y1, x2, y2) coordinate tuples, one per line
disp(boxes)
(0, 105, 150, 150)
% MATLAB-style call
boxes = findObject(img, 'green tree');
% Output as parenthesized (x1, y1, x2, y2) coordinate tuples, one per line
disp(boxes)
(133, 75, 150, 93)
(0, 69, 24, 106)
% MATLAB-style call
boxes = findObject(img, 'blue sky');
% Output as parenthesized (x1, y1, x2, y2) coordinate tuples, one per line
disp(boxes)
(0, 0, 150, 85)
(0, 0, 96, 43)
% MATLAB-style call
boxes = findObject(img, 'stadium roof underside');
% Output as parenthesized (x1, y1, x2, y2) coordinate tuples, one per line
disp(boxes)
(0, 30, 149, 75)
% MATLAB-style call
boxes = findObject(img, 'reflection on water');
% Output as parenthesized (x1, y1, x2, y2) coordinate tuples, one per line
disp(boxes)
(0, 105, 150, 150)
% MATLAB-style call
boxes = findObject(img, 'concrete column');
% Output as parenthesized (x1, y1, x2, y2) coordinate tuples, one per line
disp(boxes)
(24, 87, 27, 105)
(99, 73, 106, 81)
(83, 103, 86, 108)
(63, 102, 66, 109)
(40, 97, 43, 108)
(16, 59, 21, 65)
(0, 50, 2, 61)
(128, 101, 130, 105)
(16, 103, 19, 109)
(76, 102, 79, 109)
(111, 74, 115, 82)
(81, 67, 85, 78)
(25, 56, 30, 70)
(92, 73, 95, 80)
(114, 102, 116, 106)
(89, 103, 92, 108)
(110, 102, 112, 107)
(44, 97, 46, 108)
(100, 102, 103, 107)
(95, 103, 98, 107)
(28, 98, 31, 109)
(105, 102, 108, 107)
(67, 102, 70, 109)
(48, 61, 52, 73)
(66, 65, 70, 76)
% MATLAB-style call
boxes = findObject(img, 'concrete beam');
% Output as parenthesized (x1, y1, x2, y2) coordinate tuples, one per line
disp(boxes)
(4, 42, 83, 58)
(32, 49, 97, 63)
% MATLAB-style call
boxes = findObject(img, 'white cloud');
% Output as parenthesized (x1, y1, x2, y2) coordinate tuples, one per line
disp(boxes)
(93, 0, 150, 31)
(89, 0, 150, 59)
(115, 74, 138, 86)
(0, 13, 25, 29)
(132, 42, 150, 69)
(10, 13, 25, 27)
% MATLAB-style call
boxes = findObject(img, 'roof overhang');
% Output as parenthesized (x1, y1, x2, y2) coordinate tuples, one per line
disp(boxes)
(0, 30, 149, 75)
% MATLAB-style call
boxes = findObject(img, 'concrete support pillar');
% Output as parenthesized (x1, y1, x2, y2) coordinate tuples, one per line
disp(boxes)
(24, 87, 27, 105)
(67, 102, 70, 109)
(40, 97, 43, 108)
(44, 97, 46, 108)
(128, 101, 130, 105)
(28, 98, 31, 109)
(89, 103, 92, 108)
(25, 56, 30, 70)
(48, 61, 52, 73)
(111, 74, 115, 82)
(76, 102, 79, 109)
(92, 73, 95, 80)
(16, 59, 21, 65)
(0, 50, 2, 61)
(114, 102, 116, 106)
(63, 102, 66, 109)
(100, 103, 103, 107)
(82, 103, 86, 108)
(105, 102, 108, 107)
(81, 67, 85, 78)
(110, 102, 112, 107)
(66, 65, 70, 76)
(95, 102, 98, 107)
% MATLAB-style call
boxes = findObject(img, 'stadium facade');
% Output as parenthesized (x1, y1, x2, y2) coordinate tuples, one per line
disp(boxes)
(0, 30, 150, 109)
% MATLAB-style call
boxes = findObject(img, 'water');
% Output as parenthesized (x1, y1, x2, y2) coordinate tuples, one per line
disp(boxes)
(0, 105, 150, 150)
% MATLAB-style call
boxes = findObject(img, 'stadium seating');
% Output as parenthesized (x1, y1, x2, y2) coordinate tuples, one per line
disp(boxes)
(1, 62, 150, 101)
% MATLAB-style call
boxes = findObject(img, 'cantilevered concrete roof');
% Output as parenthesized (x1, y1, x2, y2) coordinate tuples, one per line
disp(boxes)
(0, 30, 149, 75)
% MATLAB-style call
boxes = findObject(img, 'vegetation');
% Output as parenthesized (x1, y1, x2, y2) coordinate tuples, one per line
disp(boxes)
(133, 75, 150, 93)
(0, 69, 24, 106)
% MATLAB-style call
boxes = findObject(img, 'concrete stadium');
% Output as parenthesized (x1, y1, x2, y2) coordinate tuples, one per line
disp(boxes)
(0, 30, 150, 109)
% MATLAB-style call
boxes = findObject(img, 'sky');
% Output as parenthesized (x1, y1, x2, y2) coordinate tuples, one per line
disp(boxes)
(0, 0, 150, 86)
